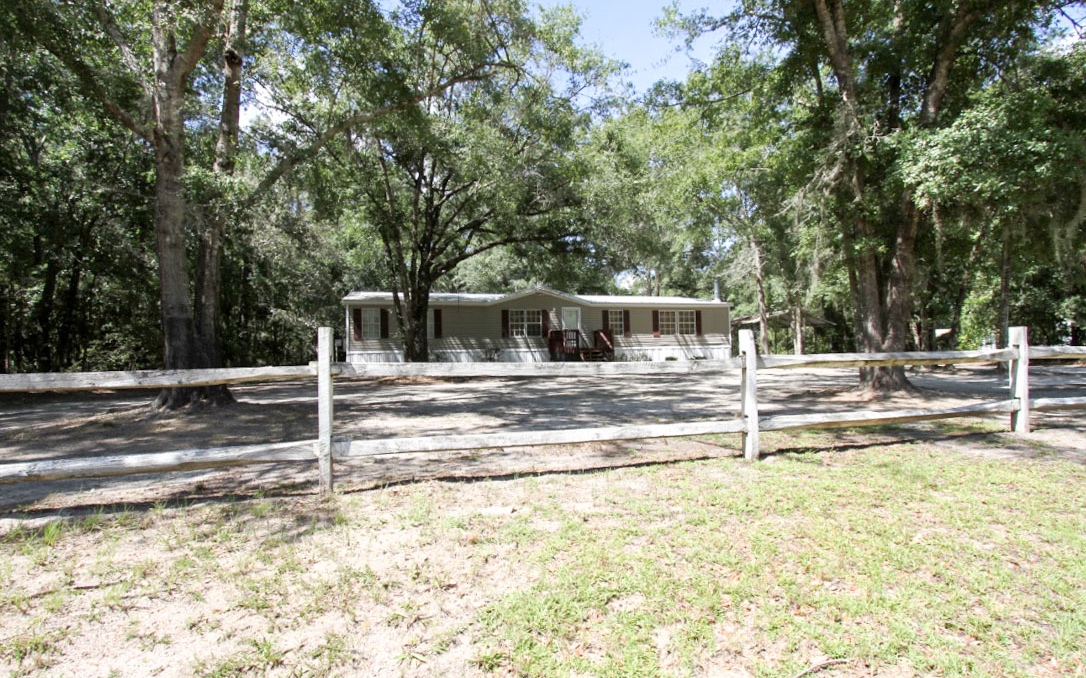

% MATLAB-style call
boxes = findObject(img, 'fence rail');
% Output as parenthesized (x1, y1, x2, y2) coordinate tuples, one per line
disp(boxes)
(1, 327, 1083, 493)
(2, 346, 1083, 393)
(2, 440, 317, 483)
(0, 365, 315, 393)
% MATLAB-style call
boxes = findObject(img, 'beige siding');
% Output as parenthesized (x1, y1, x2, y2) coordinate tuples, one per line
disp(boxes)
(346, 296, 731, 361)
(345, 305, 400, 354)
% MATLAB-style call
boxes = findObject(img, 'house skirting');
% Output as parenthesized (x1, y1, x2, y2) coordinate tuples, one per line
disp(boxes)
(615, 345, 731, 362)
(347, 344, 731, 364)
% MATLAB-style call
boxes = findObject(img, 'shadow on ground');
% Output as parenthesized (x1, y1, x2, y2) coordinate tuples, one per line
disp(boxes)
(2, 365, 1083, 522)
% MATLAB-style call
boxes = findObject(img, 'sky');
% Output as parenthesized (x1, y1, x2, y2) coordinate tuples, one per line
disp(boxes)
(537, 0, 722, 93)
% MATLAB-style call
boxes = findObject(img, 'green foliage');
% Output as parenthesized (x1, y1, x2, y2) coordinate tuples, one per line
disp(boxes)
(327, 0, 616, 359)
(2, 0, 1082, 375)
(649, 1, 1086, 355)
(0, 41, 158, 371)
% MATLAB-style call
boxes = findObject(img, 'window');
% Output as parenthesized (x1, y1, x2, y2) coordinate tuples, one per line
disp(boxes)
(654, 309, 700, 336)
(358, 308, 381, 339)
(677, 310, 697, 335)
(352, 308, 388, 340)
(658, 310, 676, 335)
(607, 310, 625, 336)
(508, 309, 542, 337)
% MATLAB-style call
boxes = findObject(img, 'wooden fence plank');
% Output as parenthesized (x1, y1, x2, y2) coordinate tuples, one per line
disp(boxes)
(340, 419, 747, 458)
(759, 349, 1016, 370)
(0, 440, 317, 484)
(3, 344, 1073, 393)
(1028, 346, 1086, 360)
(1030, 396, 1086, 411)
(759, 400, 1018, 433)
(0, 366, 315, 393)
(317, 327, 334, 496)
(739, 330, 760, 461)
(1009, 327, 1030, 433)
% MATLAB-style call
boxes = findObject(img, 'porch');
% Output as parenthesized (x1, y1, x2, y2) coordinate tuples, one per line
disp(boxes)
(547, 329, 615, 362)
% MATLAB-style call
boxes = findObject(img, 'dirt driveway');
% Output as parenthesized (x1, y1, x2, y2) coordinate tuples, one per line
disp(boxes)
(2, 364, 1084, 518)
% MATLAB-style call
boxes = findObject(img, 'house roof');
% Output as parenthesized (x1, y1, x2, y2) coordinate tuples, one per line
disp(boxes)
(343, 287, 730, 308)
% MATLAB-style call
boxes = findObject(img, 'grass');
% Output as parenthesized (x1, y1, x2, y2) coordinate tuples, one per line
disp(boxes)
(478, 442, 1085, 676)
(0, 424, 1083, 676)
(191, 638, 285, 677)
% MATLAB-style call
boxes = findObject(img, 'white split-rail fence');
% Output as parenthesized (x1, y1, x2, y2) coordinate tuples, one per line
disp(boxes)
(1, 326, 1084, 496)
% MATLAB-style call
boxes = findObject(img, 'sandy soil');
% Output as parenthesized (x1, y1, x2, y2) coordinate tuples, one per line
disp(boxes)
(2, 364, 1084, 520)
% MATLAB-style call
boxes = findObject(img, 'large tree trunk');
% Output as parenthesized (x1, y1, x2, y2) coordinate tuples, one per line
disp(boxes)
(997, 221, 1012, 350)
(397, 287, 430, 362)
(869, 198, 923, 391)
(194, 0, 247, 405)
(844, 170, 907, 390)
(843, 198, 913, 391)
(150, 0, 224, 408)
(751, 238, 770, 355)
(152, 95, 195, 376)
(792, 306, 805, 355)
(151, 104, 200, 408)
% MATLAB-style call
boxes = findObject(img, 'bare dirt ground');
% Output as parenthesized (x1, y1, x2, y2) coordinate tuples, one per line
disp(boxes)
(2, 364, 1084, 520)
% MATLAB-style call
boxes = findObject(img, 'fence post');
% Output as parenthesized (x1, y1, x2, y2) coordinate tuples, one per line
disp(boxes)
(739, 329, 760, 461)
(317, 326, 335, 495)
(1008, 326, 1030, 434)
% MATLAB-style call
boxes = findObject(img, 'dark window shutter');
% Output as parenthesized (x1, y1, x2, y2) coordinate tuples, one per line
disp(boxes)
(695, 310, 703, 336)
(433, 309, 442, 339)
(541, 309, 549, 337)
(622, 310, 631, 337)
(602, 309, 609, 331)
(501, 309, 509, 338)
(379, 309, 389, 339)
(352, 309, 362, 340)
(652, 310, 660, 338)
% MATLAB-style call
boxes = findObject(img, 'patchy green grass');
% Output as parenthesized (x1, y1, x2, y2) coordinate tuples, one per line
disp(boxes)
(0, 425, 1083, 676)
(474, 437, 1086, 677)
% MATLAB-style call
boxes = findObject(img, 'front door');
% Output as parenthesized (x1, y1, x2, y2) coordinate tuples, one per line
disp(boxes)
(561, 307, 581, 332)
(561, 307, 582, 353)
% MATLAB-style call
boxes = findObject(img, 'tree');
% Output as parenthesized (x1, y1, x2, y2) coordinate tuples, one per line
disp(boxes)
(339, 3, 614, 361)
(0, 32, 158, 373)
(7, 0, 541, 402)
(904, 44, 1086, 349)
(7, 0, 236, 405)
(671, 0, 1079, 388)
(585, 50, 832, 355)
(584, 90, 752, 303)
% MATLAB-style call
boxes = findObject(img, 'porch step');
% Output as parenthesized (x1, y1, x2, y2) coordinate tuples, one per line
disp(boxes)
(580, 349, 610, 362)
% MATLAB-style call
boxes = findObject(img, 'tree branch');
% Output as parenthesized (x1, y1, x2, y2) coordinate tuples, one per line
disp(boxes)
(172, 0, 226, 89)
(12, 0, 154, 143)
(91, 1, 152, 100)
(240, 63, 498, 213)
(789, 658, 849, 678)
(812, 0, 860, 120)
(921, 3, 981, 126)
